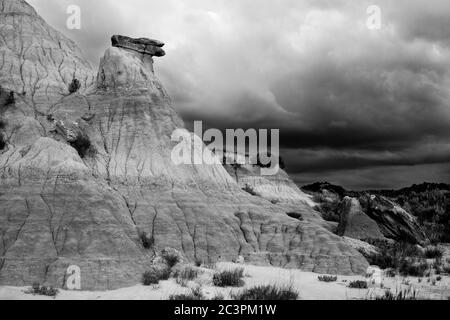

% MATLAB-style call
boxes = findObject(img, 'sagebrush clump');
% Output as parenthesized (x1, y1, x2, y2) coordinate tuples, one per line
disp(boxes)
(213, 268, 244, 287)
(374, 289, 418, 300)
(139, 232, 154, 249)
(424, 247, 443, 259)
(4, 91, 15, 106)
(28, 283, 59, 297)
(68, 78, 81, 94)
(161, 249, 181, 268)
(142, 267, 171, 286)
(318, 275, 338, 282)
(175, 266, 198, 280)
(194, 258, 202, 267)
(348, 280, 368, 289)
(70, 133, 93, 158)
(364, 240, 433, 277)
(232, 284, 298, 300)
(242, 184, 257, 196)
(169, 287, 204, 300)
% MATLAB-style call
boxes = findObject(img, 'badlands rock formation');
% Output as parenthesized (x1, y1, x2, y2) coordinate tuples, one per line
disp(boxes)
(223, 153, 315, 206)
(304, 183, 426, 244)
(0, 0, 369, 290)
(358, 194, 426, 244)
(337, 197, 385, 241)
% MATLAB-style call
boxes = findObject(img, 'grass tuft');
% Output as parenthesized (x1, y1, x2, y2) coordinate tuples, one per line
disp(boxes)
(169, 287, 204, 300)
(232, 284, 298, 300)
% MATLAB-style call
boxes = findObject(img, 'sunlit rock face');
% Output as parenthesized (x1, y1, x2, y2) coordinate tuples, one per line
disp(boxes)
(0, 0, 369, 290)
(0, 0, 95, 111)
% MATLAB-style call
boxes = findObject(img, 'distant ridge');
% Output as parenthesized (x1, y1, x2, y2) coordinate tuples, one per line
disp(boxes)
(301, 181, 450, 196)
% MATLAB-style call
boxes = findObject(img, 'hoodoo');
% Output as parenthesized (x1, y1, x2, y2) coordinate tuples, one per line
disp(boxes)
(0, 0, 369, 290)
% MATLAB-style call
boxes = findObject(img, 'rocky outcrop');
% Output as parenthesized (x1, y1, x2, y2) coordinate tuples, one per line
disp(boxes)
(305, 183, 427, 244)
(359, 195, 426, 244)
(223, 155, 315, 207)
(0, 0, 369, 290)
(337, 197, 385, 241)
(342, 237, 380, 257)
(336, 195, 426, 244)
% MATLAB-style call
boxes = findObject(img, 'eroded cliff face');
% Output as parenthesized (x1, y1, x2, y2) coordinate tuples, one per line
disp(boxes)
(0, 0, 95, 109)
(0, 0, 369, 290)
(223, 159, 316, 207)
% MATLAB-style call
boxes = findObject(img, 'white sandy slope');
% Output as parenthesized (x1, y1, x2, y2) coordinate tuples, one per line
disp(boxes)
(0, 263, 449, 300)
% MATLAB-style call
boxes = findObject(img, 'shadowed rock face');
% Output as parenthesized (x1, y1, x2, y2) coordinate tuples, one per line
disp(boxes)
(358, 195, 426, 244)
(336, 195, 426, 244)
(0, 0, 369, 290)
(304, 183, 427, 244)
(337, 197, 385, 241)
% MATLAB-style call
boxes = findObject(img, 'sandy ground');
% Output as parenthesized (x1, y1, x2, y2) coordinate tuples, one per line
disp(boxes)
(1, 262, 449, 300)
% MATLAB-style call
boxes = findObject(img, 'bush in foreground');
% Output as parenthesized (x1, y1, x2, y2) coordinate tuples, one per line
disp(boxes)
(399, 260, 428, 277)
(68, 78, 81, 94)
(318, 275, 338, 282)
(348, 280, 368, 289)
(213, 268, 244, 287)
(174, 266, 198, 281)
(70, 133, 92, 158)
(365, 241, 422, 270)
(169, 287, 204, 300)
(142, 267, 171, 286)
(242, 184, 257, 196)
(232, 284, 298, 300)
(424, 247, 443, 259)
(443, 266, 450, 274)
(161, 248, 182, 268)
(139, 232, 154, 249)
(28, 283, 59, 297)
(374, 289, 418, 300)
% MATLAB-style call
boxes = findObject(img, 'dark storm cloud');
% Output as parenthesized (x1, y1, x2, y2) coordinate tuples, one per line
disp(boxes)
(28, 0, 450, 188)
(282, 142, 450, 173)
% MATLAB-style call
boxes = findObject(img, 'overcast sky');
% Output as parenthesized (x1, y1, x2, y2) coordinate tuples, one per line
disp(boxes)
(29, 0, 450, 190)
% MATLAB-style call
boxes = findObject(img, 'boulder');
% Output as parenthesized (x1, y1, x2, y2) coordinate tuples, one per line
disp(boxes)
(337, 197, 385, 241)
